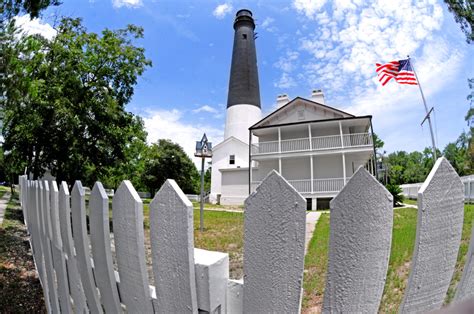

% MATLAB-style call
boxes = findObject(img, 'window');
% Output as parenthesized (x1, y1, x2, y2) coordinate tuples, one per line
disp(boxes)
(242, 34, 247, 39)
(229, 155, 235, 165)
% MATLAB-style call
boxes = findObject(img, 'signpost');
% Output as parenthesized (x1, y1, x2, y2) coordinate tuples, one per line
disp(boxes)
(195, 134, 212, 232)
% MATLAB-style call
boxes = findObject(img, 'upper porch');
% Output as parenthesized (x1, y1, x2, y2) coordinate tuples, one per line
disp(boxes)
(250, 116, 374, 158)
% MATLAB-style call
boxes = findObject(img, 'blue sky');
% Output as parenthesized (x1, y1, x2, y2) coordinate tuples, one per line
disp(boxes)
(16, 0, 474, 164)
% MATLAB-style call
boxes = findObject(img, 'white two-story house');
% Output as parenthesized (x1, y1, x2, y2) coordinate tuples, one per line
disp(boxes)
(249, 91, 376, 210)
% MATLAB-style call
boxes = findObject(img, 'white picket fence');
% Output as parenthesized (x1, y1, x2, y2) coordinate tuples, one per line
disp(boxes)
(402, 174, 474, 202)
(18, 157, 474, 313)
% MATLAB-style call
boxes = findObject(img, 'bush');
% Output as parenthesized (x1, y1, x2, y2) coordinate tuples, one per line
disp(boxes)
(386, 183, 405, 207)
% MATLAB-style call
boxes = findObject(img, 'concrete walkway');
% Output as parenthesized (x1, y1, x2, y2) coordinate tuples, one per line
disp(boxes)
(0, 191, 12, 226)
(305, 211, 323, 253)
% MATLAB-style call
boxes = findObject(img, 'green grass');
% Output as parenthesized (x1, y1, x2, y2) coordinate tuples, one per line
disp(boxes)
(403, 199, 417, 206)
(445, 204, 473, 304)
(193, 210, 244, 278)
(379, 207, 418, 313)
(301, 205, 473, 313)
(0, 185, 10, 199)
(302, 213, 330, 312)
(140, 203, 244, 278)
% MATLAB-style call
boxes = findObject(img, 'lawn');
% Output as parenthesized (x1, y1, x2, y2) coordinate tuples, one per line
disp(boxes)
(301, 204, 473, 313)
(140, 202, 244, 279)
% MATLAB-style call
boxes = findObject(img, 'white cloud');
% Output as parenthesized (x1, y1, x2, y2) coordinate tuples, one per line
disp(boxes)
(112, 0, 143, 9)
(14, 15, 56, 40)
(275, 72, 297, 89)
(293, 0, 327, 18)
(213, 3, 233, 19)
(274, 50, 300, 89)
(143, 109, 223, 167)
(193, 105, 218, 114)
(287, 0, 465, 153)
(261, 17, 276, 32)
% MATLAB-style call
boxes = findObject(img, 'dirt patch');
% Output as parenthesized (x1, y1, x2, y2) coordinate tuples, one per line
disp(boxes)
(0, 198, 46, 313)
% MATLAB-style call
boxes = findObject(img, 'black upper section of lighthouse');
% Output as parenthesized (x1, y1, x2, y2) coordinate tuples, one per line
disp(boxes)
(227, 9, 261, 109)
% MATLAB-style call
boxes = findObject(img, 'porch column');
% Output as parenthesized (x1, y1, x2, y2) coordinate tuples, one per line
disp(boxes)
(338, 121, 344, 148)
(312, 198, 317, 211)
(278, 127, 282, 153)
(278, 127, 282, 176)
(310, 156, 314, 193)
(249, 130, 252, 194)
(342, 153, 347, 185)
(308, 124, 312, 151)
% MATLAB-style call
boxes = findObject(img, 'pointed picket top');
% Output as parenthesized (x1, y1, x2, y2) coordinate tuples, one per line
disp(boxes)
(243, 170, 306, 313)
(112, 180, 153, 313)
(150, 179, 198, 313)
(454, 225, 474, 302)
(401, 157, 464, 312)
(89, 182, 121, 313)
(322, 166, 393, 313)
(58, 182, 72, 255)
(71, 181, 103, 313)
(58, 181, 87, 313)
(49, 181, 62, 249)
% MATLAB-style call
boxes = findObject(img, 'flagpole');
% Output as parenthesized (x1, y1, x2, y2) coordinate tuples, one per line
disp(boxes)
(407, 56, 437, 161)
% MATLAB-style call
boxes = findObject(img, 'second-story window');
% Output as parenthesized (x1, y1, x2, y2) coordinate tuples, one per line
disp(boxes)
(229, 155, 235, 165)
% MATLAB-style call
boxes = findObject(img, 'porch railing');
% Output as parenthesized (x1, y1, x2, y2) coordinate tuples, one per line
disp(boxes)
(251, 133, 373, 155)
(251, 177, 348, 194)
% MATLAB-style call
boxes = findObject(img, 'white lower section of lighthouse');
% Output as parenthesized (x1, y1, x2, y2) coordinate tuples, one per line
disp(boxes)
(224, 104, 261, 144)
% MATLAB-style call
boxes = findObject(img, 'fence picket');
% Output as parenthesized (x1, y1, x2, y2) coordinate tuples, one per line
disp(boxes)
(112, 180, 153, 313)
(243, 170, 306, 313)
(400, 157, 464, 312)
(322, 167, 393, 313)
(35, 181, 51, 312)
(41, 181, 61, 313)
(454, 225, 474, 302)
(58, 181, 88, 312)
(89, 182, 121, 313)
(150, 179, 198, 313)
(71, 181, 103, 313)
(49, 181, 72, 313)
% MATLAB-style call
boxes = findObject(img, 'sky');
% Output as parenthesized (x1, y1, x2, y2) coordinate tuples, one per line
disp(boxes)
(15, 0, 474, 166)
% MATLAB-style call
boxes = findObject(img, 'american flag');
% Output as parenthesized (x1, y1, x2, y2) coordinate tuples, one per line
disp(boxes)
(375, 59, 418, 86)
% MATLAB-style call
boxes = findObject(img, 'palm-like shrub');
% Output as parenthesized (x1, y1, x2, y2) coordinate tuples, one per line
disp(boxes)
(386, 183, 405, 207)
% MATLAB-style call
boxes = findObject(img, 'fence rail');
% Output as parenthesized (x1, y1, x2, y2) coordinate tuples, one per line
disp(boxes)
(18, 157, 474, 313)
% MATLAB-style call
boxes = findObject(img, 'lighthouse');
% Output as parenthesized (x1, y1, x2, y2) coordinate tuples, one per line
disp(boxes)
(210, 9, 262, 205)
(224, 9, 262, 144)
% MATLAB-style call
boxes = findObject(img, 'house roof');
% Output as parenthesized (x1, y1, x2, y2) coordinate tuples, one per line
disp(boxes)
(212, 136, 249, 151)
(250, 97, 355, 130)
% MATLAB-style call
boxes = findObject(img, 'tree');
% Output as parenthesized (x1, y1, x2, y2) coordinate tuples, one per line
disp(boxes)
(142, 139, 199, 195)
(373, 133, 384, 150)
(1, 18, 151, 186)
(444, 0, 474, 43)
(2, 0, 61, 20)
(204, 166, 211, 192)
